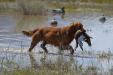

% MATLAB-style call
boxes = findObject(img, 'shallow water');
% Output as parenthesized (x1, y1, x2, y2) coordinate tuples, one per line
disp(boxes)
(0, 11, 113, 74)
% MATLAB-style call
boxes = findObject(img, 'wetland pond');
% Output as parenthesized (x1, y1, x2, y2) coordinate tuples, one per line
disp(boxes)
(0, 10, 113, 74)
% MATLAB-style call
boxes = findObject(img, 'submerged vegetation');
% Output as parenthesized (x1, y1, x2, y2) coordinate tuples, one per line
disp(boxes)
(0, 51, 113, 75)
(0, 47, 113, 75)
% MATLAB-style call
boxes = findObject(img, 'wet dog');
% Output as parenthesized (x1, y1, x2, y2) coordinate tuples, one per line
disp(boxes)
(22, 22, 86, 55)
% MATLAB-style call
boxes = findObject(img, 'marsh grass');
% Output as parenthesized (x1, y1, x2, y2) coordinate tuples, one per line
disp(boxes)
(0, 63, 98, 75)
(97, 51, 113, 59)
(0, 63, 106, 75)
(81, 0, 113, 4)
(0, 0, 113, 15)
(1, 0, 113, 3)
(0, 47, 113, 75)
(0, 0, 47, 15)
(17, 0, 47, 15)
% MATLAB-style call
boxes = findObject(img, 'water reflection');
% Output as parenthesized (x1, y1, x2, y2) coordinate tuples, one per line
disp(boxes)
(0, 51, 113, 74)
(27, 52, 110, 75)
(28, 52, 75, 70)
(29, 53, 40, 69)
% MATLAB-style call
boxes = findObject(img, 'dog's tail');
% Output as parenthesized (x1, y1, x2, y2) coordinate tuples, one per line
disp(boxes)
(22, 28, 39, 37)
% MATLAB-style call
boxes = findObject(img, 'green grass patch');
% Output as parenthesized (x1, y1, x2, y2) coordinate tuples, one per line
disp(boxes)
(0, 0, 15, 2)
(81, 0, 113, 4)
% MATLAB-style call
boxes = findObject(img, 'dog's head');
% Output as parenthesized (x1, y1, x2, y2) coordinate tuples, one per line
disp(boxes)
(71, 22, 86, 32)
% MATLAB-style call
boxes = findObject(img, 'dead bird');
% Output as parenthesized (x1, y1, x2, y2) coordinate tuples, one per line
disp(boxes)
(74, 30, 92, 51)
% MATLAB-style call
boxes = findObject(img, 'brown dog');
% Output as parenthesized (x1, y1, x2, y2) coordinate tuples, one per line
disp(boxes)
(22, 22, 86, 55)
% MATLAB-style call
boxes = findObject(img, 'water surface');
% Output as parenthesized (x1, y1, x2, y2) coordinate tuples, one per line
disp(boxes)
(0, 11, 113, 74)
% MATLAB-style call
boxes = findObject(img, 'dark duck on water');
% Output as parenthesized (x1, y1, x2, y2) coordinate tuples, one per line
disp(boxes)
(50, 19, 58, 27)
(99, 15, 106, 23)
(52, 7, 65, 15)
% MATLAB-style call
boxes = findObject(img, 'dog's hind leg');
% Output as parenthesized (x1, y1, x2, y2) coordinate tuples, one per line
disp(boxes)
(40, 41, 48, 53)
(68, 45, 74, 55)
(64, 45, 74, 55)
(28, 32, 41, 52)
